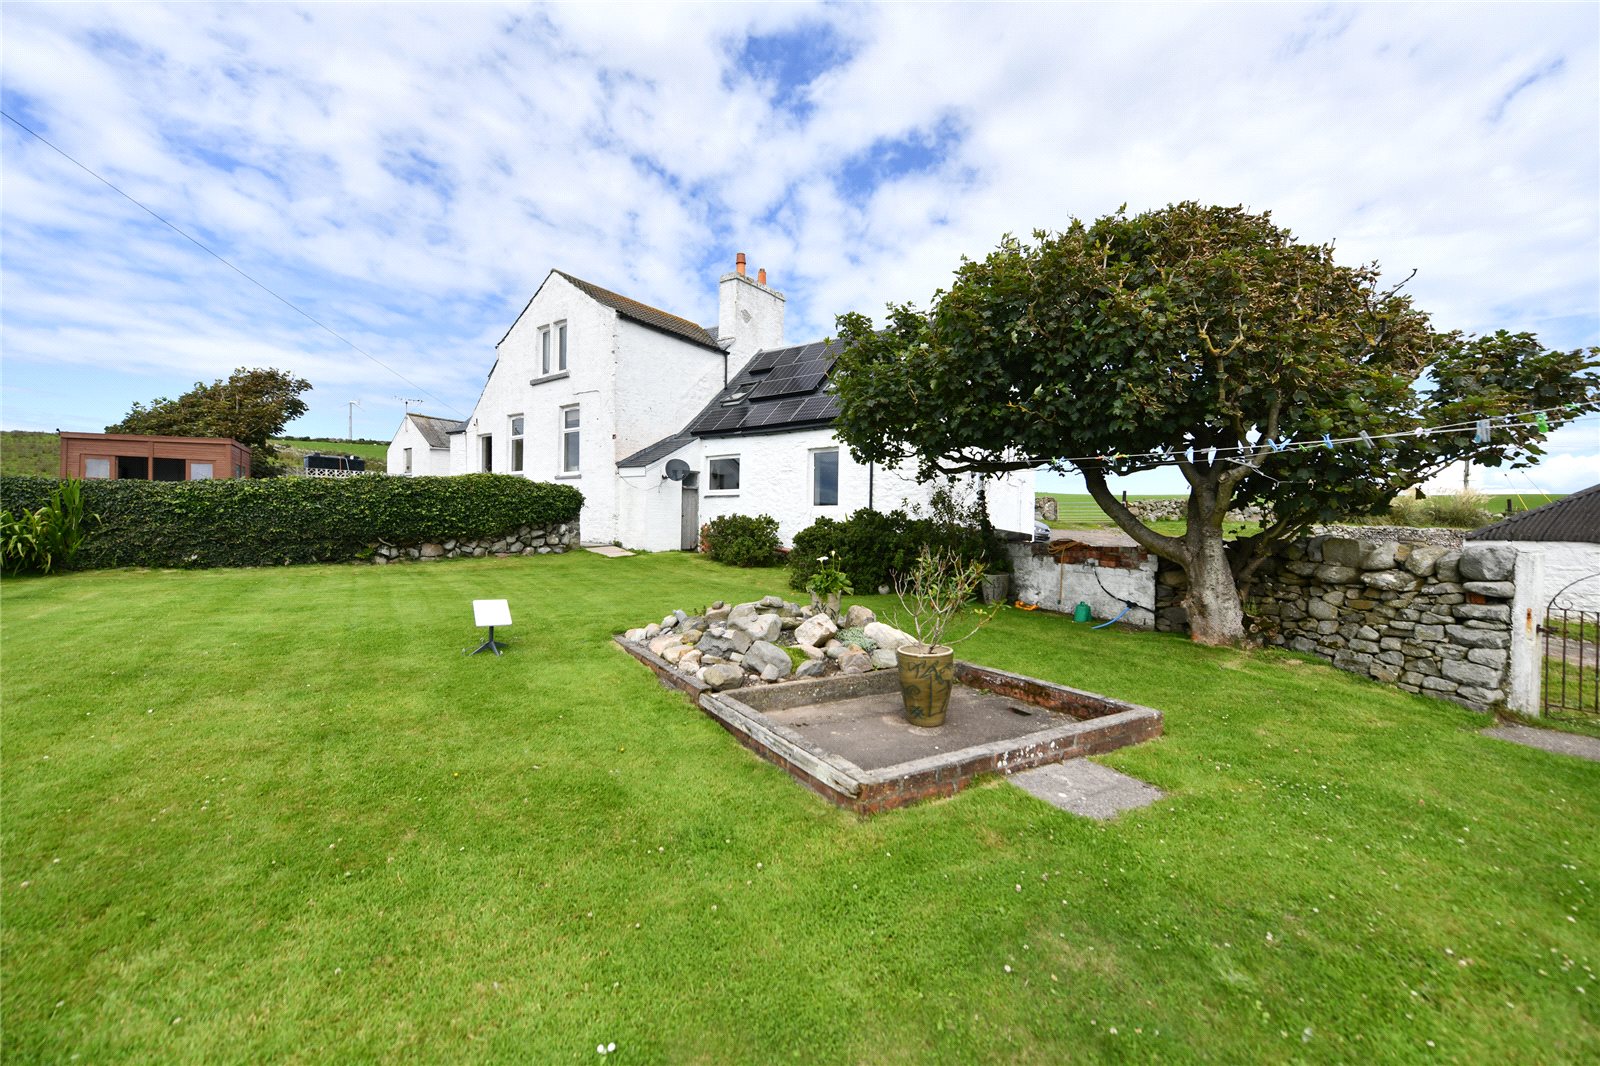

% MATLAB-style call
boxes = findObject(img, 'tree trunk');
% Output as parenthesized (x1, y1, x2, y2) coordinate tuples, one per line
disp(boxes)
(1184, 531, 1246, 645)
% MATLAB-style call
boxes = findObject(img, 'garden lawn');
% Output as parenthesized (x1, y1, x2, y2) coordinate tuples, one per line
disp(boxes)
(3, 553, 1596, 1063)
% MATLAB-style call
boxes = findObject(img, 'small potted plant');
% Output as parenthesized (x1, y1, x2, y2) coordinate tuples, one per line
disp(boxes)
(892, 545, 998, 727)
(806, 552, 852, 619)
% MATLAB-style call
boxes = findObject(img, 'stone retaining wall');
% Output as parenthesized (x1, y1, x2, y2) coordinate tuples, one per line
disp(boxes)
(1157, 537, 1527, 711)
(368, 521, 580, 564)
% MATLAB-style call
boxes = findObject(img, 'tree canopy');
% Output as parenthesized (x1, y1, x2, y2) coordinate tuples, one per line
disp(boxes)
(832, 203, 1598, 644)
(107, 367, 312, 475)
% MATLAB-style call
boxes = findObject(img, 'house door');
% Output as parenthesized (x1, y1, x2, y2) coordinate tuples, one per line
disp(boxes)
(680, 475, 699, 551)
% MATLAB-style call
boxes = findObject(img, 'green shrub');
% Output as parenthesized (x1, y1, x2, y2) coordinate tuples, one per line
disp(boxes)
(1354, 491, 1494, 530)
(1, 479, 96, 574)
(0, 473, 582, 570)
(703, 513, 781, 567)
(834, 626, 877, 653)
(788, 498, 1007, 594)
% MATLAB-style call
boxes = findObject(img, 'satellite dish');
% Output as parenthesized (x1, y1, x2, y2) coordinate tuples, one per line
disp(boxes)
(664, 459, 691, 482)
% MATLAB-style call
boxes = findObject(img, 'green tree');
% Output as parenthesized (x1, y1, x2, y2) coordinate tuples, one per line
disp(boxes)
(107, 367, 312, 476)
(832, 203, 1598, 645)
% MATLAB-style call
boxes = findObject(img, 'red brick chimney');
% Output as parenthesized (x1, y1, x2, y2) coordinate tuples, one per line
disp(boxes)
(735, 252, 746, 276)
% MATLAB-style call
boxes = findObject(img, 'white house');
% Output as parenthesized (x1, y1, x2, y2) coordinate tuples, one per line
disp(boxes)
(390, 255, 1035, 550)
(386, 413, 464, 476)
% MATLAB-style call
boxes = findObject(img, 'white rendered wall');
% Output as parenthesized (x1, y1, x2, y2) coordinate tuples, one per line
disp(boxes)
(1006, 543, 1158, 626)
(613, 431, 1032, 552)
(612, 319, 726, 459)
(385, 418, 453, 476)
(1473, 541, 1600, 611)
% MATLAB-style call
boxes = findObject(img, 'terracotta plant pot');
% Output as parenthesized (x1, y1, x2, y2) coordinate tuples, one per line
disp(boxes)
(896, 644, 955, 727)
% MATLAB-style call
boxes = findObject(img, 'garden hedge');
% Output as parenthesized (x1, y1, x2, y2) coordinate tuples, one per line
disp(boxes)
(0, 474, 583, 570)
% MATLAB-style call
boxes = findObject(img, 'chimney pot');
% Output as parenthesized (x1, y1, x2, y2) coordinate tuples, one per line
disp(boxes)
(735, 252, 746, 276)
(757, 268, 767, 286)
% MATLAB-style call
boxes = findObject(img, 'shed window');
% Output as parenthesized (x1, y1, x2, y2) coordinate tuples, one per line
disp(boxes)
(117, 456, 148, 480)
(708, 457, 740, 492)
(189, 462, 214, 480)
(84, 457, 111, 479)
(153, 457, 186, 482)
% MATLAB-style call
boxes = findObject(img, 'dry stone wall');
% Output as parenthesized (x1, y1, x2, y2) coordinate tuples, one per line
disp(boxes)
(1158, 536, 1523, 712)
(368, 521, 579, 564)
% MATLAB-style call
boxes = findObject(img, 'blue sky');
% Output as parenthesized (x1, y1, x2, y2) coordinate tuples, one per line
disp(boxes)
(2, 2, 1595, 494)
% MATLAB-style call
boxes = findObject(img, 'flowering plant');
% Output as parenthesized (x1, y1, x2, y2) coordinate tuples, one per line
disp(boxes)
(805, 553, 853, 599)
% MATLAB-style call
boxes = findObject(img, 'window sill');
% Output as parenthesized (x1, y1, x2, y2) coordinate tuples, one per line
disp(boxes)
(705, 492, 740, 498)
(556, 473, 582, 480)
(530, 371, 571, 386)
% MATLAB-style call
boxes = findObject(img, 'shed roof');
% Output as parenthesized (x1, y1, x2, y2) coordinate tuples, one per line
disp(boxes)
(618, 432, 696, 470)
(1465, 483, 1600, 544)
(407, 414, 466, 449)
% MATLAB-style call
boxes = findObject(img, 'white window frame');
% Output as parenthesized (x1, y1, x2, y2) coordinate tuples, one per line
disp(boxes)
(540, 327, 552, 376)
(559, 405, 580, 477)
(707, 455, 741, 495)
(556, 321, 568, 371)
(189, 461, 215, 481)
(403, 447, 413, 474)
(83, 456, 112, 479)
(812, 447, 839, 506)
(509, 415, 525, 473)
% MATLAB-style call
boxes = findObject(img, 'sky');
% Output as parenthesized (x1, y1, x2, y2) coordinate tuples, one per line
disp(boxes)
(2, 1, 1596, 496)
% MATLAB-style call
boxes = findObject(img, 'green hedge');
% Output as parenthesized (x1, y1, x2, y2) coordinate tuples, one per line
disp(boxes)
(789, 507, 1005, 594)
(0, 474, 583, 570)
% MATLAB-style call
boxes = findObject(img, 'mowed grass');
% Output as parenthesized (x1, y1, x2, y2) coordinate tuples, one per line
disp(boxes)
(3, 553, 1597, 1063)
(1035, 493, 1258, 538)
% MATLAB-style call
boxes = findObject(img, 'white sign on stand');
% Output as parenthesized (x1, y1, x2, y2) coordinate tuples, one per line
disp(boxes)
(469, 599, 512, 656)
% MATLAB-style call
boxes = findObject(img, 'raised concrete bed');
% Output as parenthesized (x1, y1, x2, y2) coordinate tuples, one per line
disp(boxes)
(617, 636, 1163, 814)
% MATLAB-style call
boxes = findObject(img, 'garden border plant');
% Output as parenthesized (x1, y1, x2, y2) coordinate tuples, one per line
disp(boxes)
(0, 473, 582, 570)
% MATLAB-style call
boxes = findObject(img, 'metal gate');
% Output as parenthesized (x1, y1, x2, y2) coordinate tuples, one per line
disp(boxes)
(1541, 596, 1599, 719)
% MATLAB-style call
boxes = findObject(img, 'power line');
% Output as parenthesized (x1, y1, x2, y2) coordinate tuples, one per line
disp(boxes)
(1, 109, 464, 417)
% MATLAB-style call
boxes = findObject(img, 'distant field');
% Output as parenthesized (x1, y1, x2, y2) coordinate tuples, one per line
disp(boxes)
(1, 432, 389, 479)
(0, 431, 58, 477)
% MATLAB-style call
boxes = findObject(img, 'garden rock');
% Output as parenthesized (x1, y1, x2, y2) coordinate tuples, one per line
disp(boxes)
(863, 622, 915, 652)
(795, 660, 828, 679)
(794, 615, 837, 648)
(739, 613, 783, 643)
(701, 664, 744, 691)
(1463, 581, 1515, 599)
(744, 640, 792, 678)
(838, 649, 873, 675)
(843, 605, 877, 628)
(870, 648, 899, 670)
(727, 602, 761, 629)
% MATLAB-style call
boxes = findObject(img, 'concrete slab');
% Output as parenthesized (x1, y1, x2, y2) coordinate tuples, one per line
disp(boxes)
(764, 687, 1077, 771)
(1007, 760, 1164, 819)
(1482, 725, 1600, 763)
(584, 545, 635, 558)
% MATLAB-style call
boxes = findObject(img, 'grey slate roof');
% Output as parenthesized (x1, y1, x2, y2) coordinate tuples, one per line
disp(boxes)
(1466, 482, 1600, 544)
(553, 271, 722, 351)
(408, 414, 466, 449)
(686, 338, 842, 438)
(618, 432, 696, 470)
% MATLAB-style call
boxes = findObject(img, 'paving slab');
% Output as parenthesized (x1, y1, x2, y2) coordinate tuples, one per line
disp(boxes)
(1007, 760, 1164, 819)
(1482, 725, 1600, 763)
(584, 545, 635, 558)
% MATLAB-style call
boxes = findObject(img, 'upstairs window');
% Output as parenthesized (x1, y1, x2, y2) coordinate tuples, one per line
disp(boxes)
(540, 327, 552, 375)
(708, 457, 740, 492)
(510, 415, 525, 472)
(557, 321, 568, 371)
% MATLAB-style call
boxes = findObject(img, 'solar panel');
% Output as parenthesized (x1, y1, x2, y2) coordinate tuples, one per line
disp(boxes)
(744, 349, 783, 374)
(748, 364, 828, 400)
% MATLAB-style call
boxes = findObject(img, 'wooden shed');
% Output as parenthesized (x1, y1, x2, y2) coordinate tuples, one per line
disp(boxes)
(59, 432, 251, 481)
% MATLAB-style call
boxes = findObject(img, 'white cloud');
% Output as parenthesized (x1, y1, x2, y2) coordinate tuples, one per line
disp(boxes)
(0, 0, 1593, 476)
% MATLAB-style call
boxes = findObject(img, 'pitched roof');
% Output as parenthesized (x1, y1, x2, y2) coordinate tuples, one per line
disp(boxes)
(1466, 483, 1600, 544)
(407, 413, 466, 449)
(618, 432, 696, 470)
(685, 338, 842, 438)
(553, 271, 722, 351)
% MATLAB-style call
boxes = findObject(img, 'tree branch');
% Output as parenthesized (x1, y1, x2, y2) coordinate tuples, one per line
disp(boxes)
(1078, 461, 1188, 564)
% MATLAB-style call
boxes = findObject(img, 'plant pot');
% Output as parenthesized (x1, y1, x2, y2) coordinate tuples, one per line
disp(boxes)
(809, 591, 843, 617)
(897, 644, 955, 728)
(979, 573, 1011, 604)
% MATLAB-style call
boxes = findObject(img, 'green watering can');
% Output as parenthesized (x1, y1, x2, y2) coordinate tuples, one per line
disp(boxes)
(1073, 601, 1092, 623)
